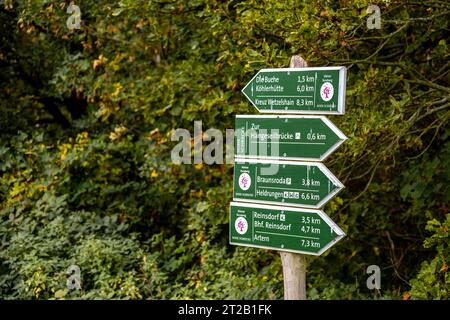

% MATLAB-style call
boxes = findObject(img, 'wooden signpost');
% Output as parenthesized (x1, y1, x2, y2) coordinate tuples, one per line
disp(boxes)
(230, 55, 347, 300)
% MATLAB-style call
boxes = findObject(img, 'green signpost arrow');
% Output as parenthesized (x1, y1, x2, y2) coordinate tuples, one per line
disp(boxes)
(230, 202, 345, 255)
(233, 158, 343, 209)
(235, 115, 347, 161)
(234, 57, 348, 300)
(242, 67, 346, 114)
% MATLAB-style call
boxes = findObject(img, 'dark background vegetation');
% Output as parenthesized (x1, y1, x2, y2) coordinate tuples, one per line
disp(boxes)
(0, 0, 448, 299)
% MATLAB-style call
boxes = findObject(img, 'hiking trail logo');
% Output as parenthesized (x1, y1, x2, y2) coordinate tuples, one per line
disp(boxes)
(320, 82, 334, 101)
(235, 217, 248, 235)
(238, 172, 251, 190)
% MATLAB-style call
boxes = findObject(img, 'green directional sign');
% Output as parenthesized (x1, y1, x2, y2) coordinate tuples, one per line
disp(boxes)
(235, 115, 347, 161)
(230, 202, 345, 255)
(233, 159, 343, 209)
(242, 67, 346, 114)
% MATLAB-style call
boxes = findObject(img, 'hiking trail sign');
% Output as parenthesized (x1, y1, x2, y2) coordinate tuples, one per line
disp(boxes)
(230, 202, 345, 256)
(232, 56, 348, 300)
(242, 67, 346, 114)
(235, 115, 347, 161)
(233, 158, 343, 209)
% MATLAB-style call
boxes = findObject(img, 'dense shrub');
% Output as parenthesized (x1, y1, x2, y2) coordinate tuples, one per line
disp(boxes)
(0, 0, 448, 299)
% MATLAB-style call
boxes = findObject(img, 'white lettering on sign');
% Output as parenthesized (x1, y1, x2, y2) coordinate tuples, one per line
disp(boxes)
(255, 75, 280, 83)
(250, 131, 294, 141)
(264, 76, 279, 83)
(264, 221, 292, 231)
(254, 212, 281, 220)
(255, 189, 284, 199)
(257, 175, 292, 185)
(254, 234, 270, 242)
(255, 85, 284, 92)
(267, 98, 294, 105)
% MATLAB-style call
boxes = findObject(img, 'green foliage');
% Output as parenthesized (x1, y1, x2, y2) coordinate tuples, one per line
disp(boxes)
(409, 214, 450, 300)
(0, 0, 449, 299)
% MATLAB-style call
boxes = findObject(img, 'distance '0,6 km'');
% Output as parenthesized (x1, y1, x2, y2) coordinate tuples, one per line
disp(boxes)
(221, 304, 272, 315)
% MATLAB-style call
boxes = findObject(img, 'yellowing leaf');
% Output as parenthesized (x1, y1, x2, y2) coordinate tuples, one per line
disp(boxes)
(373, 246, 380, 256)
(109, 125, 128, 141)
(111, 83, 123, 98)
(93, 54, 107, 70)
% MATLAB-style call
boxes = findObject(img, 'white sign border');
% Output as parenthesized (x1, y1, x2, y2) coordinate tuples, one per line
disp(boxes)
(229, 201, 345, 256)
(241, 67, 347, 115)
(232, 158, 344, 209)
(235, 115, 348, 161)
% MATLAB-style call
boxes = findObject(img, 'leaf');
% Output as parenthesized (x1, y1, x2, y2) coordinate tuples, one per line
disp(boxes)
(196, 202, 209, 213)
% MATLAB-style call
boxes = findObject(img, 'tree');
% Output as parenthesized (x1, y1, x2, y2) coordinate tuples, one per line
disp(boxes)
(0, 0, 448, 299)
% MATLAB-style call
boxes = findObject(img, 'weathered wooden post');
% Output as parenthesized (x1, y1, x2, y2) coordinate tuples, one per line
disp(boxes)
(231, 54, 347, 301)
(279, 55, 308, 300)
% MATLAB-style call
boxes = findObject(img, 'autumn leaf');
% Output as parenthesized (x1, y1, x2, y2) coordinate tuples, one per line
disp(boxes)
(93, 54, 107, 70)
